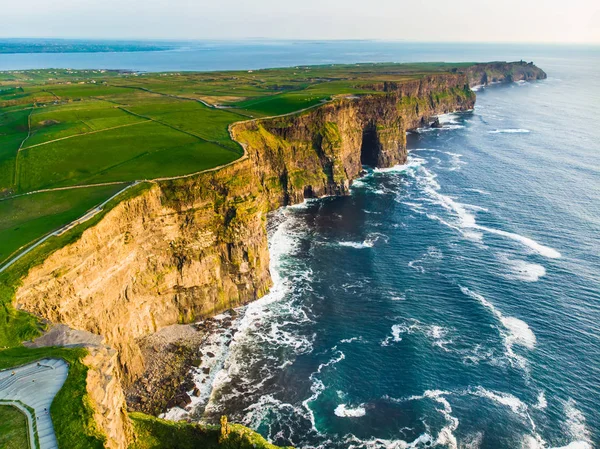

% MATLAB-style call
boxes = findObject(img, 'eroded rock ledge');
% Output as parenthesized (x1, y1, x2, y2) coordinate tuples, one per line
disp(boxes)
(14, 62, 545, 448)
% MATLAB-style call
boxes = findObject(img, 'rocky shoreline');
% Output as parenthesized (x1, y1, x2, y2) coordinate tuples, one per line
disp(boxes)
(126, 311, 241, 419)
(125, 323, 206, 415)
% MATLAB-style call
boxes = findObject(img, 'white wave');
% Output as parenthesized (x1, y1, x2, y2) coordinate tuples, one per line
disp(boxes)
(427, 246, 443, 259)
(339, 240, 374, 249)
(373, 157, 426, 173)
(203, 209, 314, 417)
(335, 404, 366, 418)
(489, 128, 530, 134)
(160, 311, 241, 421)
(534, 391, 548, 410)
(471, 84, 484, 91)
(416, 124, 465, 133)
(524, 440, 593, 449)
(345, 433, 433, 449)
(388, 390, 458, 449)
(460, 286, 535, 370)
(405, 156, 561, 258)
(563, 399, 592, 446)
(241, 394, 306, 431)
(407, 259, 425, 273)
(339, 233, 388, 249)
(478, 225, 561, 258)
(438, 113, 461, 124)
(302, 349, 346, 431)
(382, 320, 452, 351)
(381, 324, 405, 346)
(498, 254, 547, 282)
(445, 152, 465, 171)
(466, 188, 491, 195)
(470, 386, 528, 416)
(462, 432, 484, 449)
(340, 336, 365, 344)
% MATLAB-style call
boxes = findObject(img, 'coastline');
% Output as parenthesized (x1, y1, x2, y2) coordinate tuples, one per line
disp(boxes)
(6, 62, 548, 448)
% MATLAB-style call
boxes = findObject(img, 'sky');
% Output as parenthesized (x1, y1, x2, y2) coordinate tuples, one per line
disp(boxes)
(1, 0, 599, 44)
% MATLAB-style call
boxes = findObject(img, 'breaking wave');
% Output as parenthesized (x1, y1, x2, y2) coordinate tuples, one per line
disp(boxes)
(202, 208, 315, 419)
(460, 286, 536, 370)
(381, 319, 453, 351)
(334, 404, 366, 418)
(489, 128, 530, 134)
(497, 254, 547, 282)
(400, 154, 561, 259)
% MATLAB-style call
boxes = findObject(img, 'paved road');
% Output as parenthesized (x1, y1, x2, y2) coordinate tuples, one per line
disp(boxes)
(0, 359, 68, 449)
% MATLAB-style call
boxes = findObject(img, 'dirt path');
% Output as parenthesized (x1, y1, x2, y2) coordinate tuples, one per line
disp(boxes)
(0, 182, 137, 273)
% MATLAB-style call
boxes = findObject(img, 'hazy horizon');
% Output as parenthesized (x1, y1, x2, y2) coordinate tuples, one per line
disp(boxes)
(2, 0, 598, 44)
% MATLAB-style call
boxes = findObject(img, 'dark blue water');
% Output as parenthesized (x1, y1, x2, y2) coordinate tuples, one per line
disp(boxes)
(178, 49, 598, 449)
(8, 41, 598, 448)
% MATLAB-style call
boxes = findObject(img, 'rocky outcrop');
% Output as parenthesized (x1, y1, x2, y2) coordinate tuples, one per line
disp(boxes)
(125, 323, 206, 415)
(84, 346, 134, 449)
(465, 61, 547, 87)
(12, 64, 541, 447)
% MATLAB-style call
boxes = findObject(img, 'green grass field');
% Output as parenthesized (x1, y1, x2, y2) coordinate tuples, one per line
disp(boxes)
(129, 413, 292, 449)
(0, 404, 30, 449)
(0, 184, 126, 264)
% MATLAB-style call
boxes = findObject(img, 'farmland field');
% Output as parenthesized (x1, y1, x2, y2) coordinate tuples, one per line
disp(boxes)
(0, 62, 470, 271)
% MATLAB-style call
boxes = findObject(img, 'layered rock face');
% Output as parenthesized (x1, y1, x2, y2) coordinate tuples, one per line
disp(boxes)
(15, 71, 481, 447)
(465, 61, 547, 86)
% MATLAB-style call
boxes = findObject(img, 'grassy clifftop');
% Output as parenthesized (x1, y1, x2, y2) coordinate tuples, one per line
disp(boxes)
(129, 413, 292, 449)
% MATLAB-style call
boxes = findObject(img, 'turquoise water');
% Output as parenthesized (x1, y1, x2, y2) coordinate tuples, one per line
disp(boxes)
(6, 41, 599, 448)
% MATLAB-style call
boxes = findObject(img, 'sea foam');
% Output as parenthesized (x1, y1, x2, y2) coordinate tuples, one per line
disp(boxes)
(498, 254, 547, 282)
(404, 155, 561, 259)
(489, 128, 530, 134)
(460, 286, 536, 370)
(334, 404, 366, 418)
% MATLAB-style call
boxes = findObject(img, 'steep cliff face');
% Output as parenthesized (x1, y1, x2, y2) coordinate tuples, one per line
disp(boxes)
(466, 61, 547, 87)
(14, 73, 476, 448)
(84, 346, 134, 449)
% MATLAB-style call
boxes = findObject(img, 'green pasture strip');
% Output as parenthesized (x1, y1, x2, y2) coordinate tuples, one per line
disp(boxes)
(25, 99, 148, 147)
(0, 107, 30, 191)
(0, 184, 127, 265)
(0, 403, 30, 449)
(16, 120, 219, 191)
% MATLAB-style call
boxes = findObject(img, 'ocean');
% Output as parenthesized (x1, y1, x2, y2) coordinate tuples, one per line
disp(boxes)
(6, 41, 599, 448)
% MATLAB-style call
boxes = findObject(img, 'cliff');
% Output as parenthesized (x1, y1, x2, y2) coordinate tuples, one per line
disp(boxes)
(11, 65, 530, 447)
(465, 60, 547, 87)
